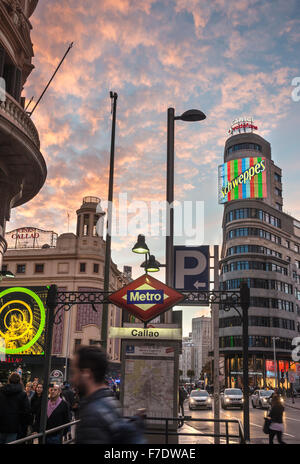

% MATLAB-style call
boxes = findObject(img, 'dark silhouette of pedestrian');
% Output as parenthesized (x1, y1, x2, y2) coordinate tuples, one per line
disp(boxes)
(0, 373, 31, 444)
(268, 394, 286, 444)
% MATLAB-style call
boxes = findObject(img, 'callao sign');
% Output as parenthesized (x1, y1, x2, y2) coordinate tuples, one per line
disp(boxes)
(108, 274, 184, 323)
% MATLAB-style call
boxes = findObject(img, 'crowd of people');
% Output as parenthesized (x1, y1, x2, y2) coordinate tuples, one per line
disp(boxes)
(0, 373, 80, 444)
(0, 345, 144, 445)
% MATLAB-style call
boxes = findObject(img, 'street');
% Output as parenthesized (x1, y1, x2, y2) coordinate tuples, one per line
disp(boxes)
(181, 399, 300, 444)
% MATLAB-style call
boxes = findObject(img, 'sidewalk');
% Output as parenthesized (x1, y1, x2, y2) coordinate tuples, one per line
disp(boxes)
(284, 397, 300, 410)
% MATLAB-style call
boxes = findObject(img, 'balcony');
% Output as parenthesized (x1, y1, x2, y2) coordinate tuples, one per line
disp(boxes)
(0, 91, 46, 208)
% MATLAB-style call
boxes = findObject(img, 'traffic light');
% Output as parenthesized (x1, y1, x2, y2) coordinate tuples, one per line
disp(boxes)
(240, 281, 250, 310)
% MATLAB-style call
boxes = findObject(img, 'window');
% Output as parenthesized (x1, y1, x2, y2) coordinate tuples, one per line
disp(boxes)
(89, 340, 100, 345)
(83, 214, 89, 236)
(74, 339, 81, 352)
(35, 264, 44, 273)
(93, 263, 99, 273)
(276, 203, 282, 211)
(16, 264, 26, 274)
(1, 264, 8, 272)
(79, 263, 86, 273)
(227, 143, 262, 154)
(93, 215, 98, 237)
(274, 173, 281, 183)
(275, 188, 282, 197)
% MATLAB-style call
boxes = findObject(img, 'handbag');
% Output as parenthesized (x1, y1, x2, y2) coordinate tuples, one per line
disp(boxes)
(263, 417, 271, 435)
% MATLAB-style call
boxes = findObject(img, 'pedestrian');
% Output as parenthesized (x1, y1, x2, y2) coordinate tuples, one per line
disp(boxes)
(268, 394, 286, 444)
(72, 345, 145, 444)
(44, 384, 71, 444)
(178, 386, 186, 417)
(71, 387, 80, 420)
(25, 382, 35, 404)
(0, 373, 31, 444)
(31, 383, 43, 435)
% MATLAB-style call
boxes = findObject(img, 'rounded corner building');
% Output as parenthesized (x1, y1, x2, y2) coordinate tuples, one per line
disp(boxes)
(219, 119, 299, 389)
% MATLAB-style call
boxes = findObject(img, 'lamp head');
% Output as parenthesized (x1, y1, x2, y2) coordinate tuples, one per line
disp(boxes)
(132, 234, 149, 254)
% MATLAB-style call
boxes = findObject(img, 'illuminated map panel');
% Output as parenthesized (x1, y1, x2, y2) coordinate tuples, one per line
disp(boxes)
(218, 157, 267, 204)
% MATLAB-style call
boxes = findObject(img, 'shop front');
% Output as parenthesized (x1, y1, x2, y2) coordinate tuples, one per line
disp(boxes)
(224, 354, 295, 389)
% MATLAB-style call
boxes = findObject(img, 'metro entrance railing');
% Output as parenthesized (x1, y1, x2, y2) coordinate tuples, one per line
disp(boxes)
(8, 416, 245, 445)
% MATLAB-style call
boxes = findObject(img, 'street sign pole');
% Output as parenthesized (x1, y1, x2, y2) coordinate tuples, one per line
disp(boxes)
(213, 245, 220, 444)
(240, 282, 250, 442)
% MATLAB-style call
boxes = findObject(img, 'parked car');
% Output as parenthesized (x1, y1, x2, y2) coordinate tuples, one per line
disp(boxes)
(251, 389, 274, 409)
(188, 389, 212, 410)
(221, 388, 244, 410)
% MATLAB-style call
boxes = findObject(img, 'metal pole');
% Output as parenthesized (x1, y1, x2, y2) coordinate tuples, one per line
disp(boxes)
(165, 108, 174, 322)
(242, 300, 250, 442)
(39, 285, 58, 444)
(213, 245, 220, 444)
(101, 92, 118, 351)
(29, 42, 74, 116)
(273, 337, 277, 389)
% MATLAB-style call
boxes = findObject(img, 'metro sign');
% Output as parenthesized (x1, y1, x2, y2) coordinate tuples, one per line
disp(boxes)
(108, 274, 184, 323)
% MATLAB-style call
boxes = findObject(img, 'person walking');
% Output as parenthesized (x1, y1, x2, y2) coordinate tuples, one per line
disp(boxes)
(268, 394, 286, 444)
(0, 373, 31, 444)
(71, 345, 145, 444)
(178, 386, 186, 417)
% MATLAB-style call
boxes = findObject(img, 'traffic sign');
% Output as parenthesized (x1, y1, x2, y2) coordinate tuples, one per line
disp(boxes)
(288, 371, 296, 383)
(174, 246, 209, 291)
(108, 274, 184, 323)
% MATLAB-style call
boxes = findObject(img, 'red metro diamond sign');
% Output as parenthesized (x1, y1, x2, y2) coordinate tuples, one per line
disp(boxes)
(108, 274, 185, 323)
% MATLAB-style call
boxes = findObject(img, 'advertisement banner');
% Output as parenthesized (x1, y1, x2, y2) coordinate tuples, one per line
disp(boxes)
(218, 157, 267, 204)
(0, 286, 48, 355)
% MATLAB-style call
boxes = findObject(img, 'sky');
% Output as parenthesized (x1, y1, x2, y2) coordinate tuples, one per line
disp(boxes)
(8, 0, 300, 335)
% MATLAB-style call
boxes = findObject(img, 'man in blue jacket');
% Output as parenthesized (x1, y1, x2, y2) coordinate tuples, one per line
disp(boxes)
(72, 345, 145, 444)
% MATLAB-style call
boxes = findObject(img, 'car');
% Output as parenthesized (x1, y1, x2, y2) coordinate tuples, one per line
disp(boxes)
(188, 389, 212, 410)
(251, 389, 274, 409)
(221, 388, 244, 410)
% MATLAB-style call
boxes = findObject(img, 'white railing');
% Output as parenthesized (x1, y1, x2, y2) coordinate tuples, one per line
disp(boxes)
(0, 92, 40, 148)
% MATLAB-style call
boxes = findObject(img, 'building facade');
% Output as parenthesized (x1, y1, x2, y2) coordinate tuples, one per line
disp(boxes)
(0, 197, 130, 382)
(0, 0, 46, 267)
(219, 128, 300, 388)
(192, 316, 212, 379)
(179, 334, 195, 382)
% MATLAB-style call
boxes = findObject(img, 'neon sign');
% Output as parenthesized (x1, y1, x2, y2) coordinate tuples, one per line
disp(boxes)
(228, 117, 258, 136)
(0, 287, 46, 355)
(218, 157, 267, 204)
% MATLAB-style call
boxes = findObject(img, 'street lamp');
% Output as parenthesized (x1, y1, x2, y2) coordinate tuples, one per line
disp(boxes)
(165, 107, 206, 321)
(132, 234, 150, 254)
(132, 235, 162, 274)
(141, 255, 161, 273)
(272, 336, 280, 388)
(0, 270, 15, 281)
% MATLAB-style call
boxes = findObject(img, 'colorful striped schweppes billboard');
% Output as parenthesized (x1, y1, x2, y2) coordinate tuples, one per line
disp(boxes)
(218, 157, 267, 204)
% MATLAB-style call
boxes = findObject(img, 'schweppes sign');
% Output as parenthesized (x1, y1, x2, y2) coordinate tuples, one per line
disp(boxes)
(218, 157, 267, 204)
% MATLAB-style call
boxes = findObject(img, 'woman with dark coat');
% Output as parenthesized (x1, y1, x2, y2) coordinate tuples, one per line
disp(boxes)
(31, 383, 43, 433)
(268, 394, 286, 444)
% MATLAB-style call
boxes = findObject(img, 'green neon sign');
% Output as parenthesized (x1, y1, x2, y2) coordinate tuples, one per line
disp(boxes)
(0, 287, 46, 354)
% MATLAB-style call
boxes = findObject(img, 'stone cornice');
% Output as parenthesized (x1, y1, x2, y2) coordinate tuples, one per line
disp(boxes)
(0, 2, 34, 65)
